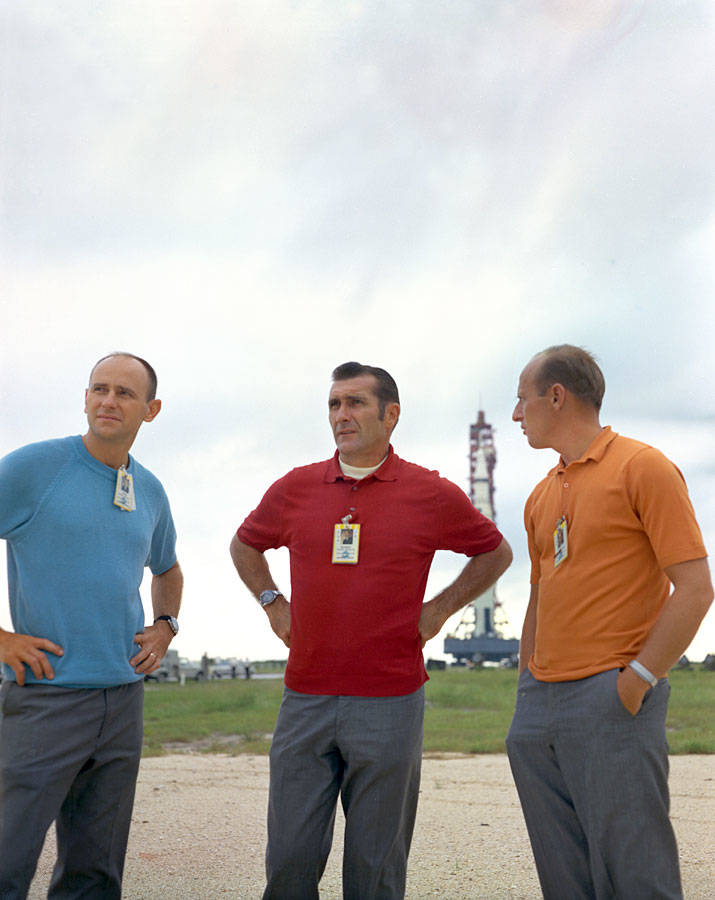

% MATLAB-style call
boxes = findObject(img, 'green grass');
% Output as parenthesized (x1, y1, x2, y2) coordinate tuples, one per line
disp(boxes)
(142, 678, 284, 756)
(142, 666, 715, 757)
(664, 666, 715, 753)
(423, 668, 518, 754)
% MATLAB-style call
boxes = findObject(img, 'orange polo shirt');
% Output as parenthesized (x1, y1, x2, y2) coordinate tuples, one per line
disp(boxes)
(526, 427, 707, 682)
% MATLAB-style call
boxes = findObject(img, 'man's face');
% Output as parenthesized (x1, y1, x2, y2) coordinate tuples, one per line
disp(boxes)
(84, 356, 159, 448)
(328, 375, 399, 467)
(512, 360, 555, 450)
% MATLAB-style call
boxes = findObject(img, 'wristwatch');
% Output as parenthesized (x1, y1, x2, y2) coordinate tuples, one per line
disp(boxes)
(154, 615, 179, 635)
(628, 659, 658, 688)
(259, 589, 283, 608)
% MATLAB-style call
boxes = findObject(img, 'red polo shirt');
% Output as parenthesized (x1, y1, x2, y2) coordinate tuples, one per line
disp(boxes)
(237, 447, 504, 696)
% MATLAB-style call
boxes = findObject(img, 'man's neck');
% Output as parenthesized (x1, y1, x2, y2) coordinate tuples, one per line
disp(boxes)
(556, 423, 604, 466)
(338, 443, 391, 469)
(339, 453, 388, 479)
(82, 433, 131, 469)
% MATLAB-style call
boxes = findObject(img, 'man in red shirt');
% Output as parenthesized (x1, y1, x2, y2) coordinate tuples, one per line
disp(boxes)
(230, 361, 512, 900)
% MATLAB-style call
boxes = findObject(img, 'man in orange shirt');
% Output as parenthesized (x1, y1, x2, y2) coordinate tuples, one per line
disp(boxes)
(506, 345, 712, 900)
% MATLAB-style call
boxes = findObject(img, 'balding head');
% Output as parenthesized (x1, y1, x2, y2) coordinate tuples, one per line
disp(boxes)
(531, 345, 605, 412)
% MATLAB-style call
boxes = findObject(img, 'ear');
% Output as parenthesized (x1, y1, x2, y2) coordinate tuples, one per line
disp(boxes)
(550, 384, 567, 410)
(143, 398, 162, 422)
(84, 388, 89, 414)
(384, 402, 400, 430)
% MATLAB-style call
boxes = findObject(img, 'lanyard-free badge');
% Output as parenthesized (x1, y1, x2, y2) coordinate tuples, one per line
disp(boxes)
(113, 465, 136, 511)
(332, 514, 360, 564)
(553, 515, 568, 567)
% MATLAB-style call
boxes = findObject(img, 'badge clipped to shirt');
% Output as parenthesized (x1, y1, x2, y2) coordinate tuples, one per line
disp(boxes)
(113, 465, 136, 512)
(553, 515, 568, 567)
(332, 514, 360, 564)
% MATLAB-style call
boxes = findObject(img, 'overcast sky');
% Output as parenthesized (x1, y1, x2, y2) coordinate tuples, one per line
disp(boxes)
(2, 0, 714, 663)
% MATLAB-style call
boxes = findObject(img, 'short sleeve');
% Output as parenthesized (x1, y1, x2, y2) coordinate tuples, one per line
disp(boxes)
(147, 486, 178, 575)
(626, 448, 706, 570)
(236, 476, 288, 552)
(0, 443, 65, 540)
(436, 476, 503, 556)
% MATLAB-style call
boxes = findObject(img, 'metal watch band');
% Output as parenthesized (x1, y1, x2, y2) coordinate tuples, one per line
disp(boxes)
(628, 659, 658, 688)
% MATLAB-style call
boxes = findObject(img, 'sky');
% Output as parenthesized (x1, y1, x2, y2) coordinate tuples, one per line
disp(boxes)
(1, 0, 714, 664)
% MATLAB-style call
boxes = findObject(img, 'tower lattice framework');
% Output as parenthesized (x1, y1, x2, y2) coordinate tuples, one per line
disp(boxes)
(449, 410, 510, 641)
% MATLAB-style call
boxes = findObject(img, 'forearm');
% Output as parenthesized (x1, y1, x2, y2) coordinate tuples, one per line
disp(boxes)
(229, 534, 280, 598)
(230, 534, 290, 646)
(617, 557, 713, 715)
(151, 561, 183, 619)
(131, 562, 183, 673)
(419, 539, 512, 644)
(434, 539, 512, 616)
(635, 559, 713, 678)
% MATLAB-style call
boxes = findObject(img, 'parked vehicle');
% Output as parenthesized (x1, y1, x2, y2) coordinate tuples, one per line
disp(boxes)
(179, 657, 204, 680)
(145, 649, 204, 682)
(210, 658, 252, 679)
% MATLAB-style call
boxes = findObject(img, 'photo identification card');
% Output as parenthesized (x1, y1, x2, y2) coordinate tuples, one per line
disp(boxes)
(114, 466, 136, 511)
(553, 515, 568, 567)
(332, 523, 360, 564)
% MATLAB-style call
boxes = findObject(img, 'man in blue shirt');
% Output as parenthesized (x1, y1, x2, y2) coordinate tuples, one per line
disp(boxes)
(0, 352, 183, 899)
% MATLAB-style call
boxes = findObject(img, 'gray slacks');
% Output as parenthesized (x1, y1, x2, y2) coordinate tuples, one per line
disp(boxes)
(0, 680, 143, 900)
(506, 667, 681, 900)
(264, 686, 425, 900)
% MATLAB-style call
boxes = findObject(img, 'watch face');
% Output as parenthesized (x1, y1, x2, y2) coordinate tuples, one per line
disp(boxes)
(157, 615, 179, 634)
(259, 590, 278, 607)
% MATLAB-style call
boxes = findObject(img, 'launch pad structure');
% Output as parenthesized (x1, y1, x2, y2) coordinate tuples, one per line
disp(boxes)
(443, 410, 519, 665)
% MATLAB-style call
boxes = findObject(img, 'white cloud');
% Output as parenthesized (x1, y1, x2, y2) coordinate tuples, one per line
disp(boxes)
(1, 0, 714, 661)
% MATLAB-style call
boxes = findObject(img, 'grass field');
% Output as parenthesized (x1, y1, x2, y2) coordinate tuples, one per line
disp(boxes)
(142, 666, 715, 757)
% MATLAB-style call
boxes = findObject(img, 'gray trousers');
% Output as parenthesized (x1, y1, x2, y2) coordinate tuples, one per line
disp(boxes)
(0, 680, 143, 900)
(505, 668, 681, 900)
(264, 686, 425, 900)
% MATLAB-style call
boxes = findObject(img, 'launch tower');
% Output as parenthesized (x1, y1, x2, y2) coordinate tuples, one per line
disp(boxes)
(443, 410, 519, 664)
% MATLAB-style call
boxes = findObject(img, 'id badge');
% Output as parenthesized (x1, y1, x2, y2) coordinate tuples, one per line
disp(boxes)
(332, 523, 360, 564)
(553, 515, 568, 567)
(114, 465, 136, 511)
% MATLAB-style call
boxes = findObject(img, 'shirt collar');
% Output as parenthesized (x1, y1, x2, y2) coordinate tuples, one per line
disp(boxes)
(550, 426, 617, 474)
(324, 444, 399, 483)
